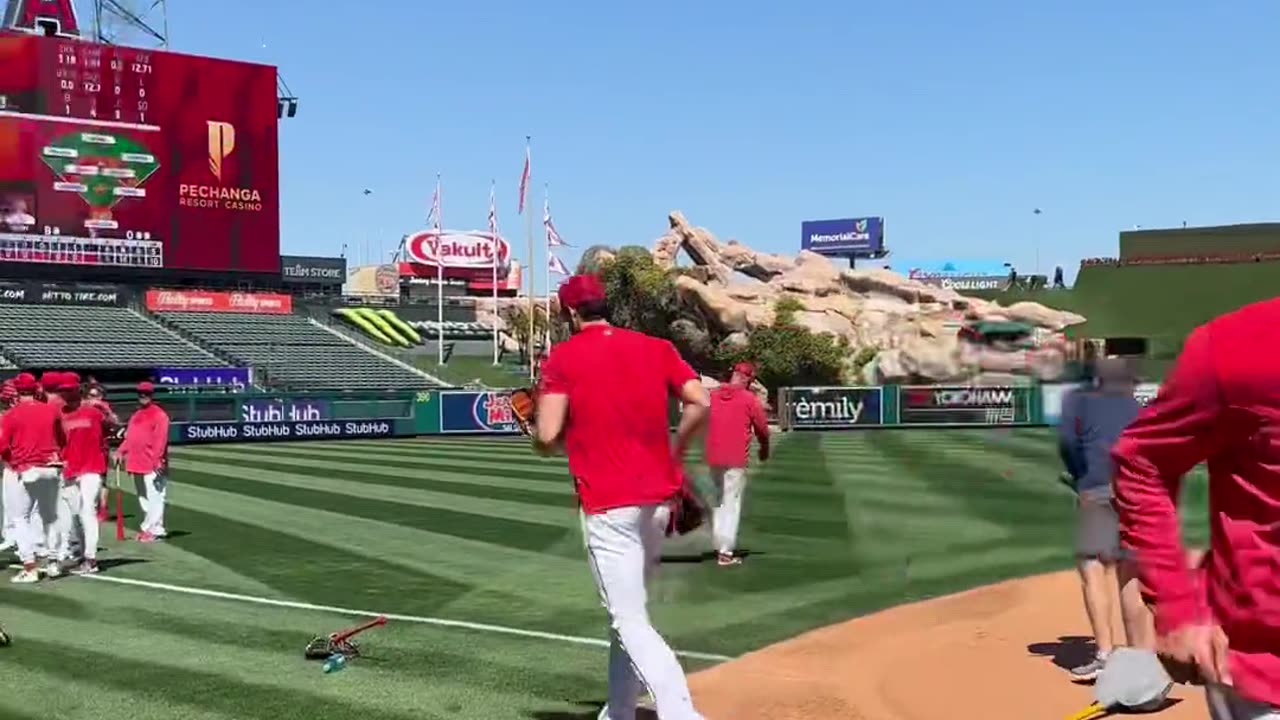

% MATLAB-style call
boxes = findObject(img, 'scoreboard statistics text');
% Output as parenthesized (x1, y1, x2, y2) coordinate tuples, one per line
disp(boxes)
(0, 32, 280, 274)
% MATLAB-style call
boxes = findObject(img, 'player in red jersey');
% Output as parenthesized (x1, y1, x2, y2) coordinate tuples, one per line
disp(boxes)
(0, 379, 16, 553)
(31, 371, 66, 560)
(534, 274, 710, 720)
(703, 361, 770, 566)
(115, 381, 170, 541)
(84, 383, 118, 522)
(54, 373, 109, 574)
(0, 372, 65, 583)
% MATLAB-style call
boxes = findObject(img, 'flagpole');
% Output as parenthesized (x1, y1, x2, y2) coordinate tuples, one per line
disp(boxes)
(434, 174, 444, 367)
(543, 184, 552, 351)
(523, 136, 535, 380)
(490, 180, 499, 366)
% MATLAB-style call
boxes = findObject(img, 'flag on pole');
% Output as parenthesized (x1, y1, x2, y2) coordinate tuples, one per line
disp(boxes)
(428, 179, 441, 231)
(488, 184, 498, 239)
(548, 253, 570, 276)
(489, 180, 500, 364)
(544, 198, 569, 248)
(518, 143, 531, 214)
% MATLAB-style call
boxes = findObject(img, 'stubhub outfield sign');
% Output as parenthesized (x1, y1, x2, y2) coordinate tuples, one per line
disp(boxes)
(800, 217, 885, 256)
(176, 421, 396, 444)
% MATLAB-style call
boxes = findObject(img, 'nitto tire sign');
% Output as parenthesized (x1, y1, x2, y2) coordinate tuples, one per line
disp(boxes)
(900, 385, 1031, 426)
(786, 387, 883, 430)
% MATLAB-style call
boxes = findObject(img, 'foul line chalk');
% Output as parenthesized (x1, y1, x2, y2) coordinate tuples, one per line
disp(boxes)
(87, 574, 732, 663)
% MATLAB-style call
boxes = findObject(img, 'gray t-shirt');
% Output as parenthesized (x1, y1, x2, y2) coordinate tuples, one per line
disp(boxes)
(1058, 387, 1141, 495)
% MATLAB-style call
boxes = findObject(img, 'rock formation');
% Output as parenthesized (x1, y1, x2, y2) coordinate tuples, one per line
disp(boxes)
(473, 211, 1085, 384)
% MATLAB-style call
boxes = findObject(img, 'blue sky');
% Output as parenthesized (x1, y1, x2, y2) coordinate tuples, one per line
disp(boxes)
(82, 1, 1279, 288)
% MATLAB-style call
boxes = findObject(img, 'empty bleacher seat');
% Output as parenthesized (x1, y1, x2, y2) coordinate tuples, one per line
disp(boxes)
(159, 312, 435, 391)
(0, 304, 226, 369)
(411, 320, 494, 340)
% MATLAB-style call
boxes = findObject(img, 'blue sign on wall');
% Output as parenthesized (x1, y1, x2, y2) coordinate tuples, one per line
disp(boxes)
(800, 217, 885, 256)
(176, 420, 395, 444)
(155, 367, 251, 389)
(439, 391, 521, 434)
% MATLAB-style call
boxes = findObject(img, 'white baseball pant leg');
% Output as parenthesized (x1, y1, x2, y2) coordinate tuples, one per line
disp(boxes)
(135, 472, 167, 535)
(51, 475, 79, 562)
(2, 468, 35, 563)
(73, 474, 103, 561)
(33, 469, 61, 558)
(0, 466, 11, 543)
(1208, 685, 1280, 720)
(709, 467, 747, 556)
(582, 505, 703, 720)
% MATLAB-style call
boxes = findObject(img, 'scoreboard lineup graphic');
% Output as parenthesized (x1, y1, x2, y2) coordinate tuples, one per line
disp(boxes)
(0, 22, 281, 275)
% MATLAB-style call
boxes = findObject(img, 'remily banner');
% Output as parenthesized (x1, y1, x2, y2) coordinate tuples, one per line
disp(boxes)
(145, 289, 293, 314)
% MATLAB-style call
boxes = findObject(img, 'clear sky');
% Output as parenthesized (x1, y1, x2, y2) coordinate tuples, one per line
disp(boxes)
(84, 0, 1279, 288)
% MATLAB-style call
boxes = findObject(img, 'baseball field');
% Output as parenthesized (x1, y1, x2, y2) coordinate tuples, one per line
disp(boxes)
(1, 430, 1210, 720)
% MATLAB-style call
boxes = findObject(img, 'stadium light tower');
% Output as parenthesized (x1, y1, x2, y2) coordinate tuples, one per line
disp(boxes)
(90, 0, 168, 48)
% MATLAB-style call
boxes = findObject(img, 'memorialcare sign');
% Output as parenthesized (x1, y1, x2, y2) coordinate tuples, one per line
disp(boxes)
(899, 385, 1032, 426)
(174, 420, 395, 445)
(786, 387, 884, 430)
(438, 391, 521, 434)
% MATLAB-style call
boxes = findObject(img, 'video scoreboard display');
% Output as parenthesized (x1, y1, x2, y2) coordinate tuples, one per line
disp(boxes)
(0, 31, 280, 274)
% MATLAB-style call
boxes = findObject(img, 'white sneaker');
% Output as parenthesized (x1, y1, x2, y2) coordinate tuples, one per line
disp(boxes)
(70, 560, 98, 575)
(11, 568, 40, 584)
(0, 539, 15, 552)
(42, 561, 62, 579)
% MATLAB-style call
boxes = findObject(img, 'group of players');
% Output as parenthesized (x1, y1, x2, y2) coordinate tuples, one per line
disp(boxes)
(0, 373, 170, 585)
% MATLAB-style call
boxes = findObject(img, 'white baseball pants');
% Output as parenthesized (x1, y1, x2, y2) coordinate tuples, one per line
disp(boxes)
(708, 467, 747, 555)
(132, 472, 167, 535)
(0, 467, 14, 543)
(1209, 685, 1280, 720)
(2, 467, 61, 564)
(53, 473, 102, 562)
(582, 504, 703, 720)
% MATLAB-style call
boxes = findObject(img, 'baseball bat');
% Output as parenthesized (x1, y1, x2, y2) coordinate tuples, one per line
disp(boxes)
(329, 615, 387, 643)
(114, 467, 125, 541)
(1063, 702, 1105, 720)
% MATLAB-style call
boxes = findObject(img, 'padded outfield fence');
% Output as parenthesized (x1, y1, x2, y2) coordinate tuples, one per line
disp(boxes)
(145, 382, 1162, 446)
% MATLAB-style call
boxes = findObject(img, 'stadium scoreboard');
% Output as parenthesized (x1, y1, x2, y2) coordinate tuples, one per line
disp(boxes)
(0, 31, 280, 274)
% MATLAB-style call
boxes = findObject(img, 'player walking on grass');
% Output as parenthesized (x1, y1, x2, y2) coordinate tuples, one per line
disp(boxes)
(115, 381, 169, 541)
(1113, 298, 1280, 720)
(0, 379, 17, 553)
(704, 361, 769, 567)
(84, 383, 118, 522)
(56, 373, 109, 574)
(533, 274, 710, 720)
(0, 372, 64, 583)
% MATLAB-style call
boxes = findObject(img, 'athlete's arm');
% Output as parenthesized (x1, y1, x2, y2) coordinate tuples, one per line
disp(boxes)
(532, 353, 569, 455)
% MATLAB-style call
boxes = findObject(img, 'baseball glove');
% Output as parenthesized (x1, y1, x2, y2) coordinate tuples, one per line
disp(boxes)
(666, 480, 707, 537)
(510, 387, 537, 436)
(304, 635, 359, 660)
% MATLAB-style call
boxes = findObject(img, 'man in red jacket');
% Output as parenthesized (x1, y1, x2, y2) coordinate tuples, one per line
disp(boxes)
(0, 372, 64, 583)
(56, 372, 109, 574)
(534, 274, 710, 720)
(704, 361, 770, 566)
(114, 381, 170, 542)
(1113, 298, 1280, 719)
(0, 379, 16, 553)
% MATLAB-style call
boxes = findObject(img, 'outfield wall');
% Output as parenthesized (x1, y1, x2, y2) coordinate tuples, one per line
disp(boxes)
(156, 382, 1161, 445)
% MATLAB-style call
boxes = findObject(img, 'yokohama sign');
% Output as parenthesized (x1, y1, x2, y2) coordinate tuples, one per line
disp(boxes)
(145, 289, 293, 314)
(404, 230, 511, 269)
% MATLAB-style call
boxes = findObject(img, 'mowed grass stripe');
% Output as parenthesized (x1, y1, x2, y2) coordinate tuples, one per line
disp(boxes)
(173, 469, 574, 561)
(177, 454, 573, 511)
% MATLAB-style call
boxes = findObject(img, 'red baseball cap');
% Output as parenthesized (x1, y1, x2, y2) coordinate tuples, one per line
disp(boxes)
(13, 372, 37, 394)
(38, 371, 58, 388)
(557, 274, 606, 311)
(733, 362, 756, 380)
(137, 381, 156, 394)
(59, 372, 81, 391)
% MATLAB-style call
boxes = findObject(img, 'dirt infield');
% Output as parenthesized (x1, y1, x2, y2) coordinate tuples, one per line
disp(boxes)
(690, 571, 1206, 720)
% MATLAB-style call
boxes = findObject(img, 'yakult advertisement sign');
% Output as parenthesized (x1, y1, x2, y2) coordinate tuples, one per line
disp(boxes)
(404, 230, 511, 269)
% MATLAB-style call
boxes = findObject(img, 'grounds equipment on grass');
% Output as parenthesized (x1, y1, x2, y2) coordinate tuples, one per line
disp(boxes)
(304, 615, 387, 660)
(1063, 648, 1175, 720)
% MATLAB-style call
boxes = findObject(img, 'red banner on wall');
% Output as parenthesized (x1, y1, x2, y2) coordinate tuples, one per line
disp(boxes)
(145, 289, 293, 314)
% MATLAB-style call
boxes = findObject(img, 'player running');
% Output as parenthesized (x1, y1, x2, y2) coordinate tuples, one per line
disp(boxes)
(55, 373, 109, 574)
(533, 274, 710, 720)
(703, 361, 770, 566)
(115, 381, 169, 541)
(0, 372, 65, 583)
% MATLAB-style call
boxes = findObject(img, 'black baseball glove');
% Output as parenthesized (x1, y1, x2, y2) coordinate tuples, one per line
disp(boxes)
(0, 623, 10, 647)
(304, 635, 359, 660)
(666, 474, 707, 537)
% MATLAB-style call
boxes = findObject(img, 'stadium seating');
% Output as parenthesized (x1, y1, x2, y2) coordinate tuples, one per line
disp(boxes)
(411, 320, 494, 340)
(0, 304, 225, 369)
(157, 312, 436, 390)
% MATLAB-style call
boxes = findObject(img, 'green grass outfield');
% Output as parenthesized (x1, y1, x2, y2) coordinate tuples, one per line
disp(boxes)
(0, 430, 1209, 720)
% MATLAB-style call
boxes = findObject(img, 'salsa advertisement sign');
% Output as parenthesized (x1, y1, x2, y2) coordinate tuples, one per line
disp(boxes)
(174, 420, 396, 445)
(899, 385, 1032, 426)
(785, 387, 883, 430)
(145, 289, 293, 314)
(800, 217, 885, 257)
(439, 390, 521, 434)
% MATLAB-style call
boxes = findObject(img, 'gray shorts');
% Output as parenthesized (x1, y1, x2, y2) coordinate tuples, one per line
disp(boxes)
(1076, 488, 1122, 560)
